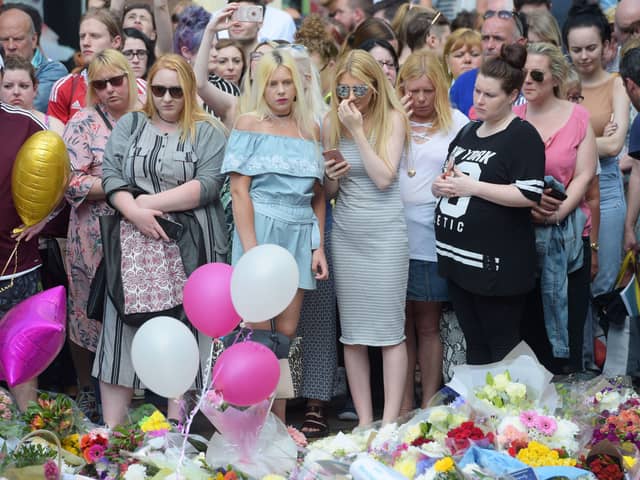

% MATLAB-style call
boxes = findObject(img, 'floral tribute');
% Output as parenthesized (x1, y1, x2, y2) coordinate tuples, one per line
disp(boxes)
(474, 371, 528, 414)
(578, 453, 625, 480)
(445, 421, 494, 455)
(22, 392, 79, 438)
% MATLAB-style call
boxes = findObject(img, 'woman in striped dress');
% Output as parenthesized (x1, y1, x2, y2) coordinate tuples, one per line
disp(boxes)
(323, 50, 410, 426)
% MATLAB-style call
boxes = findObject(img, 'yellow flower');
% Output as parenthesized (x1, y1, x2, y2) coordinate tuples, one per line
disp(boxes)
(624, 455, 636, 469)
(516, 441, 576, 467)
(140, 410, 171, 432)
(434, 457, 455, 472)
(261, 476, 286, 480)
(394, 459, 417, 479)
(62, 433, 80, 455)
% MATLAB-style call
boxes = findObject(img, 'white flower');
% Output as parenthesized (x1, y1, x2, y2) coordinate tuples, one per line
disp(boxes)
(123, 463, 147, 480)
(428, 407, 448, 425)
(493, 373, 510, 390)
(481, 385, 498, 399)
(404, 424, 422, 443)
(370, 423, 398, 450)
(505, 383, 526, 401)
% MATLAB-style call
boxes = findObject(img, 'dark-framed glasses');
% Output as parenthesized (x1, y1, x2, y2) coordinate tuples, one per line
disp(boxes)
(123, 49, 148, 60)
(523, 69, 545, 82)
(336, 84, 369, 99)
(91, 73, 127, 90)
(150, 85, 184, 99)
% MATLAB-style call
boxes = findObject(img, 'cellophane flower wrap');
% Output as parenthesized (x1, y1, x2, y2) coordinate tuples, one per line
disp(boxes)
(202, 390, 297, 478)
(446, 342, 558, 421)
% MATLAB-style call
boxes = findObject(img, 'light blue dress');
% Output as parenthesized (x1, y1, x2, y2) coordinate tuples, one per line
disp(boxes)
(221, 129, 324, 290)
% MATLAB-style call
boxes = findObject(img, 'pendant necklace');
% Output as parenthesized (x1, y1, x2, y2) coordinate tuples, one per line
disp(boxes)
(407, 120, 434, 177)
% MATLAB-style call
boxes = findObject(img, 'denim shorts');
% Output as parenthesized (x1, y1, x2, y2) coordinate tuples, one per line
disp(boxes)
(407, 259, 449, 302)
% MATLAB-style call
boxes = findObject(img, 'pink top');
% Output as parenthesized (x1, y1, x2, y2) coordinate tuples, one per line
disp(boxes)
(513, 103, 591, 235)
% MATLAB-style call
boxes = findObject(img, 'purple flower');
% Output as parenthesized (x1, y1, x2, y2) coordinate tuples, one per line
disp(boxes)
(44, 459, 59, 480)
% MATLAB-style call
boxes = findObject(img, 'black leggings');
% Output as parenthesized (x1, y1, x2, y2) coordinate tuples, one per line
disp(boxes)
(522, 237, 591, 374)
(448, 280, 528, 365)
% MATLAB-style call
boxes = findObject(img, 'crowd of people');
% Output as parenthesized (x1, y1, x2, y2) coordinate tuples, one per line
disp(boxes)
(0, 0, 639, 440)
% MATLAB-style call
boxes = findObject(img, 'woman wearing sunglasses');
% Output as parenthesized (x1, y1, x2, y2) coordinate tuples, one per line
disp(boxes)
(61, 49, 141, 422)
(324, 49, 410, 426)
(432, 44, 545, 366)
(513, 42, 597, 374)
(95, 54, 228, 427)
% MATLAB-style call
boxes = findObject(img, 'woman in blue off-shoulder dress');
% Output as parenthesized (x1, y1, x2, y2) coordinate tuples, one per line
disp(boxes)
(221, 49, 329, 421)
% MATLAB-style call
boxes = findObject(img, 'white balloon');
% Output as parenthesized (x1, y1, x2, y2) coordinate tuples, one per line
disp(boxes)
(230, 244, 300, 323)
(131, 316, 200, 398)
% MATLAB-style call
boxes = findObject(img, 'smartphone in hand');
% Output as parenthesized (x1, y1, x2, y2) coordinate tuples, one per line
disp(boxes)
(323, 149, 346, 164)
(156, 217, 183, 241)
(232, 5, 263, 22)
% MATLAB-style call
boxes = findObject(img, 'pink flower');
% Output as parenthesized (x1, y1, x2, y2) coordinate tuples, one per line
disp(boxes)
(287, 425, 308, 447)
(44, 459, 59, 480)
(534, 415, 557, 436)
(84, 443, 106, 463)
(519, 410, 538, 428)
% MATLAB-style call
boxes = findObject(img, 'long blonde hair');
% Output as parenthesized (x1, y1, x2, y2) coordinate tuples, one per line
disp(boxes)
(144, 54, 225, 142)
(396, 50, 453, 132)
(87, 49, 137, 110)
(327, 49, 409, 171)
(248, 49, 318, 140)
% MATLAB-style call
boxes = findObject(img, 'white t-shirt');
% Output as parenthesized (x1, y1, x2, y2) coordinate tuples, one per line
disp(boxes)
(400, 108, 468, 262)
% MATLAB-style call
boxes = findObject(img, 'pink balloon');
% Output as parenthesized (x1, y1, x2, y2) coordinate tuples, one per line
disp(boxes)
(0, 286, 66, 387)
(212, 341, 280, 406)
(184, 263, 241, 338)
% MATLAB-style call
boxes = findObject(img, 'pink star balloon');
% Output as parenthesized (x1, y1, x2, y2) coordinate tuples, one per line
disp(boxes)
(0, 286, 66, 387)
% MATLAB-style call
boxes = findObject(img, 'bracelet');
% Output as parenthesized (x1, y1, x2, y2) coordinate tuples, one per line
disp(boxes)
(590, 242, 599, 252)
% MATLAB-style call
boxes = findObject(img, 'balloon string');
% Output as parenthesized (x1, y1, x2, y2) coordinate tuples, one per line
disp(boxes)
(176, 339, 220, 477)
(0, 241, 20, 294)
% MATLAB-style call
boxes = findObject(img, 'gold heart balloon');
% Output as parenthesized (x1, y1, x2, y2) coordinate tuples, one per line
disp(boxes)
(11, 130, 70, 233)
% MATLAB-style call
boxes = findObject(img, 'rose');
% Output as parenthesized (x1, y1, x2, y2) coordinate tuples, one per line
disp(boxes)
(505, 383, 527, 401)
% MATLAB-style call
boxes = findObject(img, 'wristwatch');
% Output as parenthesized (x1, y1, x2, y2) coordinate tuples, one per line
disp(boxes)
(590, 242, 599, 252)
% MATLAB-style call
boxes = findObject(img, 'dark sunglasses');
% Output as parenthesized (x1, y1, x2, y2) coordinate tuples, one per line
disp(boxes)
(483, 10, 524, 36)
(123, 49, 148, 60)
(336, 84, 369, 99)
(91, 73, 127, 91)
(523, 69, 545, 82)
(567, 94, 584, 104)
(150, 85, 184, 99)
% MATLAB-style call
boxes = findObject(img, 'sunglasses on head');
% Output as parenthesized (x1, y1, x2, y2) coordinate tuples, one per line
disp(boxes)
(150, 85, 184, 99)
(524, 69, 545, 82)
(567, 94, 584, 103)
(91, 73, 127, 91)
(483, 10, 524, 36)
(336, 84, 369, 99)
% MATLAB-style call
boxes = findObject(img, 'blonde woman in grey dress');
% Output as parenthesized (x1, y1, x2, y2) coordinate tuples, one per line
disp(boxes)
(323, 50, 410, 426)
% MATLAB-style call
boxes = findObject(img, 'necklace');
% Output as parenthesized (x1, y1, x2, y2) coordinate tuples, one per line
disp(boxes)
(478, 113, 513, 137)
(407, 120, 436, 178)
(156, 111, 179, 125)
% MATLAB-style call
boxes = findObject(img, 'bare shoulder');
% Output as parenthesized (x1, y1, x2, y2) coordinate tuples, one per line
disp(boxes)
(233, 113, 260, 131)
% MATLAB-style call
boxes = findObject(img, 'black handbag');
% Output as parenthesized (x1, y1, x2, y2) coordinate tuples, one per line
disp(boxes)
(222, 319, 291, 359)
(592, 250, 638, 331)
(86, 259, 105, 321)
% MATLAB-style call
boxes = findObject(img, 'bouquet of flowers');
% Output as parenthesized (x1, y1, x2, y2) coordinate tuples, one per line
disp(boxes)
(0, 387, 23, 440)
(496, 410, 581, 455)
(473, 371, 529, 416)
(514, 440, 577, 467)
(22, 392, 81, 438)
(402, 406, 469, 449)
(578, 453, 625, 480)
(444, 421, 495, 456)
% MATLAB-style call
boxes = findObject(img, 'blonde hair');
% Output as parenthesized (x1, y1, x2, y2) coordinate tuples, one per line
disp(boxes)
(563, 65, 581, 98)
(397, 50, 453, 132)
(87, 49, 137, 109)
(527, 42, 568, 98)
(442, 28, 482, 82)
(144, 54, 225, 142)
(248, 49, 318, 140)
(526, 10, 562, 46)
(327, 49, 409, 171)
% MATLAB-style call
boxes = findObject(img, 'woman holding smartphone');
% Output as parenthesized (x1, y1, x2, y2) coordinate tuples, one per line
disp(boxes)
(324, 49, 410, 426)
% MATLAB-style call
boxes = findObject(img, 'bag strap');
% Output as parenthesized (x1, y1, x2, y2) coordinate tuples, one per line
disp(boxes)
(615, 250, 636, 289)
(94, 105, 113, 131)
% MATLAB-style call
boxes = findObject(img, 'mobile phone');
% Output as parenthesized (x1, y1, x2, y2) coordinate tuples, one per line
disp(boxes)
(232, 5, 263, 22)
(157, 217, 183, 241)
(322, 149, 346, 163)
(546, 188, 567, 201)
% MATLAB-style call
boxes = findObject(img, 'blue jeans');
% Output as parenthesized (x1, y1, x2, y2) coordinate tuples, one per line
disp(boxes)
(592, 157, 626, 297)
